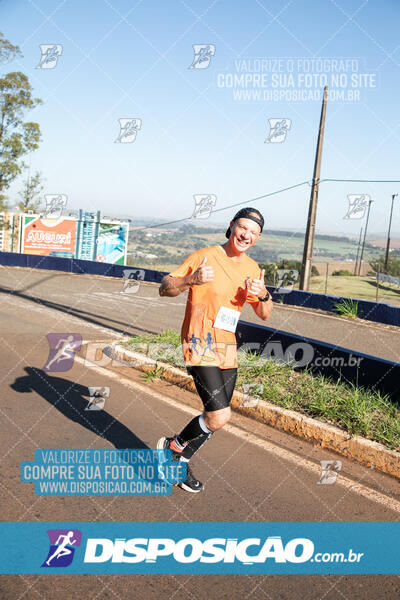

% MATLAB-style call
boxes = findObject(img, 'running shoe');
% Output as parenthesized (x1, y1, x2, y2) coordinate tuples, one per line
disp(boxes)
(156, 436, 181, 462)
(178, 463, 204, 493)
(156, 436, 181, 485)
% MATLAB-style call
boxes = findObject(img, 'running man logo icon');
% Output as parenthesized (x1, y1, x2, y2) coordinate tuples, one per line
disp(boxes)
(188, 44, 216, 69)
(42, 529, 82, 567)
(121, 269, 145, 294)
(317, 460, 342, 485)
(192, 195, 217, 219)
(343, 194, 370, 219)
(240, 383, 264, 408)
(36, 44, 63, 69)
(115, 118, 142, 143)
(43, 194, 68, 220)
(43, 334, 82, 372)
(276, 269, 298, 294)
(265, 119, 291, 143)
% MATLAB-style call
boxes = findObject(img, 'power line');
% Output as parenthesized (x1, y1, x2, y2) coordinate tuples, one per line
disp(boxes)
(133, 178, 400, 232)
(321, 178, 400, 183)
(134, 180, 311, 231)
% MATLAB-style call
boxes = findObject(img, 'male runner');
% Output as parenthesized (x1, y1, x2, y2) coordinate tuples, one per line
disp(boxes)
(157, 208, 273, 493)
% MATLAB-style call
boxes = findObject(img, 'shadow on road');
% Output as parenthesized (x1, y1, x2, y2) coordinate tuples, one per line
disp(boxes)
(0, 284, 157, 337)
(10, 367, 148, 450)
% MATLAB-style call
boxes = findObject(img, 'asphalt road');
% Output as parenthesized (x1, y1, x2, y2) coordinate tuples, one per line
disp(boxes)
(1, 266, 400, 598)
(0, 266, 399, 362)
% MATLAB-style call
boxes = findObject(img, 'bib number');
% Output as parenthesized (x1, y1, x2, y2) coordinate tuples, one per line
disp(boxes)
(213, 306, 240, 333)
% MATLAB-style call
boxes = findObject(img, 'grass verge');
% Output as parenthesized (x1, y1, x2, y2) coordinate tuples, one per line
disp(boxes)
(124, 329, 400, 451)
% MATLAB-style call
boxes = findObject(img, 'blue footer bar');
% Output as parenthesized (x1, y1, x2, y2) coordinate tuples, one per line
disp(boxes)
(0, 522, 398, 574)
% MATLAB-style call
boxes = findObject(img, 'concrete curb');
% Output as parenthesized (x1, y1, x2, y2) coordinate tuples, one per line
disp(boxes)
(107, 343, 400, 480)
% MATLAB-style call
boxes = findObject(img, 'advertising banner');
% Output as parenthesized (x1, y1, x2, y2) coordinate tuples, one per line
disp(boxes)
(21, 215, 76, 258)
(95, 221, 128, 265)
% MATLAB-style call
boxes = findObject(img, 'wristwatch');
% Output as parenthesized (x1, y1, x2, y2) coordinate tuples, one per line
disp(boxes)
(258, 290, 271, 302)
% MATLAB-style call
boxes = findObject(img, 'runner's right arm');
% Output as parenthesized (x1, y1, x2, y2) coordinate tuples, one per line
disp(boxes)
(159, 274, 192, 296)
(159, 257, 213, 297)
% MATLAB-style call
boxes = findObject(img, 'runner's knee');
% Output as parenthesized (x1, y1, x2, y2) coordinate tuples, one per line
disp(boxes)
(204, 407, 231, 431)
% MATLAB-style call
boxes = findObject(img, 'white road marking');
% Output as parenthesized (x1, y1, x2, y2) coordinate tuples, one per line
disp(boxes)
(74, 354, 400, 514)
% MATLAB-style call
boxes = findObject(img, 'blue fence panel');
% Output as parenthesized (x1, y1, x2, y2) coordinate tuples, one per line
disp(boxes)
(236, 320, 400, 400)
(71, 258, 114, 276)
(269, 286, 400, 327)
(26, 254, 72, 273)
(0, 251, 27, 267)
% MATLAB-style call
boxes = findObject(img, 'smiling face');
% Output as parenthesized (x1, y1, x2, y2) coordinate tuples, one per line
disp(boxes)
(229, 215, 261, 254)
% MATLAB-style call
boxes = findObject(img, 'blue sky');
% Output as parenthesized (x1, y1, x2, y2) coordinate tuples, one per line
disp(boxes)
(1, 0, 400, 236)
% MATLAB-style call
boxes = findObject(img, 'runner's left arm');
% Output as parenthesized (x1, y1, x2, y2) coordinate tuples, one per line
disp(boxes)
(246, 269, 273, 321)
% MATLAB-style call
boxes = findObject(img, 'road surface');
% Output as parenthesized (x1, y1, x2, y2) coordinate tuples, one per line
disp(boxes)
(0, 266, 400, 598)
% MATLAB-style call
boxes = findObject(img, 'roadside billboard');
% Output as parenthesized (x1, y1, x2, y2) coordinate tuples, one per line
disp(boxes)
(95, 221, 128, 265)
(21, 215, 76, 258)
(20, 213, 129, 264)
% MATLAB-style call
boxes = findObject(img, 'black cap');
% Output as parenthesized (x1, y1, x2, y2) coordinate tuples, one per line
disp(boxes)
(225, 207, 265, 239)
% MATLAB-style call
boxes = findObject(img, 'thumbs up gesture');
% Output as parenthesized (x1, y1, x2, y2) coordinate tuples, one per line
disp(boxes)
(247, 269, 268, 298)
(191, 256, 214, 285)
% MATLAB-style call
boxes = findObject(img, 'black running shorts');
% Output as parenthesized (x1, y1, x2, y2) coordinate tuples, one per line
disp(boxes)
(186, 366, 238, 412)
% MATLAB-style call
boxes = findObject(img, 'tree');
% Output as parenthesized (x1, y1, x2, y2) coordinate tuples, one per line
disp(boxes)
(17, 171, 44, 212)
(0, 33, 42, 209)
(369, 255, 400, 277)
(0, 32, 21, 65)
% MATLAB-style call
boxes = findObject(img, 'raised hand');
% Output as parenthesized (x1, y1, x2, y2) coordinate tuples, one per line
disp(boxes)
(191, 256, 215, 285)
(247, 269, 267, 298)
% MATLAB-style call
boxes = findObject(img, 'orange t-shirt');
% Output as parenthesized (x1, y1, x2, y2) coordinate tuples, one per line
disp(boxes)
(169, 245, 261, 369)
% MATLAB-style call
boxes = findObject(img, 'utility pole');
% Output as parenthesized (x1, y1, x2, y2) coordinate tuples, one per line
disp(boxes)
(357, 199, 373, 276)
(384, 194, 398, 273)
(299, 86, 328, 290)
(376, 264, 380, 302)
(324, 262, 329, 294)
(354, 227, 363, 275)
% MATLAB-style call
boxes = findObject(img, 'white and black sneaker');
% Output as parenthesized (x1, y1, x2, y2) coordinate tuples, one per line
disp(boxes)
(178, 463, 204, 494)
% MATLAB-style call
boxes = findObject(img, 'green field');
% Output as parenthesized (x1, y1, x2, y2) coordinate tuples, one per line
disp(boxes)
(129, 228, 382, 266)
(308, 275, 400, 306)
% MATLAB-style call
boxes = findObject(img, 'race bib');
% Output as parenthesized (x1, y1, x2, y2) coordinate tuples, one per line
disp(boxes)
(213, 306, 240, 333)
